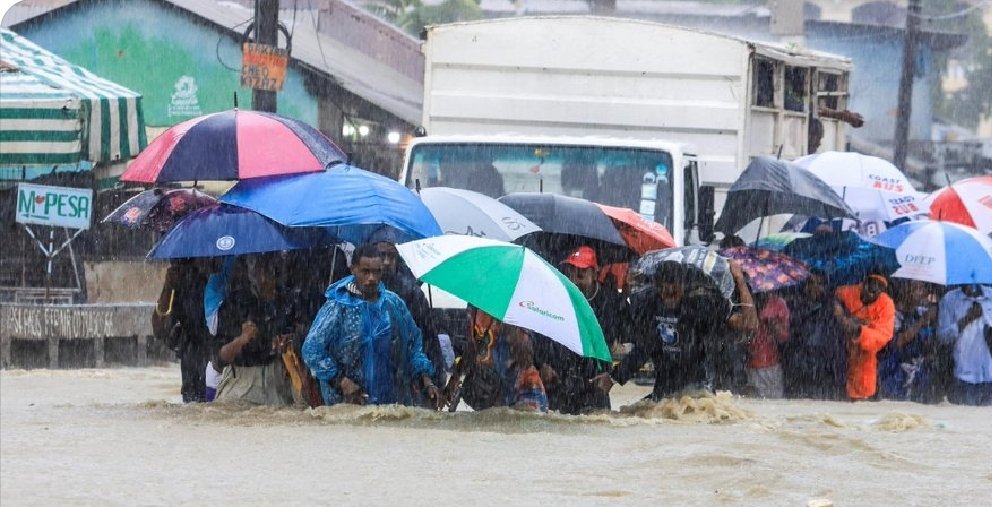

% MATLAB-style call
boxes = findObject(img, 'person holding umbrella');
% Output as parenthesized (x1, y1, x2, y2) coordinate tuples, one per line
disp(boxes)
(937, 284, 992, 406)
(833, 273, 896, 401)
(541, 246, 627, 414)
(302, 245, 441, 408)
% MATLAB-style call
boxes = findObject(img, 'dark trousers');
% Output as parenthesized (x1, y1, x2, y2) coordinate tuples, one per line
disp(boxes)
(948, 379, 992, 406)
(179, 340, 208, 403)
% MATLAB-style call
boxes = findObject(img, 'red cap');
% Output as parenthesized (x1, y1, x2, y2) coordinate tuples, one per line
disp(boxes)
(561, 246, 598, 269)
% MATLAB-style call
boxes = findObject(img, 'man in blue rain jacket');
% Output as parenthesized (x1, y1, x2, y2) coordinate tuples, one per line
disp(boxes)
(303, 244, 441, 408)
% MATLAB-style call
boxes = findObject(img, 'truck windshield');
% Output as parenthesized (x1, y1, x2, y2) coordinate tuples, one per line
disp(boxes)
(407, 143, 676, 230)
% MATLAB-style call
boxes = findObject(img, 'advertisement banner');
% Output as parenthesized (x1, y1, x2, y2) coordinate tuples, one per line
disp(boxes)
(15, 183, 93, 230)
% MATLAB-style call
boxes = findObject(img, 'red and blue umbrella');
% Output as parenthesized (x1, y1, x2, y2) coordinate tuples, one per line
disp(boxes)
(120, 109, 346, 183)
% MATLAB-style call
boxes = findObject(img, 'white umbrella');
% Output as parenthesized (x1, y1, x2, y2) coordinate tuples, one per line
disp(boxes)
(795, 151, 925, 223)
(420, 187, 540, 241)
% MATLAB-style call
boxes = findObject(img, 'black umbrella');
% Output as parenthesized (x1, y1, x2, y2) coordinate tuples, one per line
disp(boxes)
(498, 192, 631, 263)
(714, 156, 856, 235)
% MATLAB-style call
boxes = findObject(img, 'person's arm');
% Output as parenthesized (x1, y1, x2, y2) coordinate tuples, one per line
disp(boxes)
(151, 267, 179, 339)
(395, 301, 441, 408)
(896, 306, 937, 349)
(727, 263, 758, 334)
(218, 321, 257, 364)
(937, 293, 964, 344)
(301, 302, 341, 385)
(854, 298, 896, 354)
(818, 107, 864, 127)
(768, 299, 790, 344)
(612, 307, 652, 385)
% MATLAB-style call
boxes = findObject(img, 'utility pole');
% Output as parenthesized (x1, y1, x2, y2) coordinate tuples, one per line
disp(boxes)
(893, 0, 921, 175)
(252, 0, 280, 112)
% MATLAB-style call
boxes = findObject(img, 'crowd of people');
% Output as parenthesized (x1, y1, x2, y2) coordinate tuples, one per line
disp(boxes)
(152, 237, 992, 412)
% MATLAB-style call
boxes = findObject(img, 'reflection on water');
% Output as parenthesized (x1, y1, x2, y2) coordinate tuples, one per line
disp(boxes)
(2, 366, 989, 507)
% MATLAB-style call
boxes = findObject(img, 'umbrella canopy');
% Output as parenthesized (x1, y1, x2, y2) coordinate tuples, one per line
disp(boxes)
(499, 192, 656, 263)
(120, 109, 346, 183)
(630, 246, 735, 300)
(714, 156, 856, 234)
(874, 220, 992, 286)
(718, 247, 809, 293)
(102, 188, 216, 233)
(420, 187, 540, 241)
(794, 151, 924, 223)
(396, 235, 610, 362)
(148, 204, 335, 259)
(783, 231, 900, 286)
(220, 165, 442, 245)
(595, 203, 676, 254)
(0, 29, 147, 167)
(752, 232, 812, 251)
(927, 176, 992, 234)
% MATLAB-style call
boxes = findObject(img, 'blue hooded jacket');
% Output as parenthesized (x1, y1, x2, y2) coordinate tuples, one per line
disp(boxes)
(302, 275, 434, 405)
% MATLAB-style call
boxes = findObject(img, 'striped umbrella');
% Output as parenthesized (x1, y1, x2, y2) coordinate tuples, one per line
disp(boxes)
(0, 28, 146, 166)
(120, 109, 346, 183)
(875, 220, 992, 285)
(927, 176, 992, 235)
(396, 235, 611, 362)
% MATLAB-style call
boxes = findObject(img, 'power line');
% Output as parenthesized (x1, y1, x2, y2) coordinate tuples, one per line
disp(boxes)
(910, 0, 989, 20)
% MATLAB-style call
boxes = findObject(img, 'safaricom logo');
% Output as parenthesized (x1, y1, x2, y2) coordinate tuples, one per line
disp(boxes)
(518, 301, 565, 321)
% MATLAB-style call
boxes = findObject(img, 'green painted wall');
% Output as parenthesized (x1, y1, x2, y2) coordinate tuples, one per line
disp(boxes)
(17, 0, 316, 127)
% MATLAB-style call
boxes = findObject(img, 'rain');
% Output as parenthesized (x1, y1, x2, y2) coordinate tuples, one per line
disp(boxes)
(1, 0, 991, 505)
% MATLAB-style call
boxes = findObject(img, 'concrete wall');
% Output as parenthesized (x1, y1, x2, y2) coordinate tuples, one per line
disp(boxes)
(84, 261, 166, 304)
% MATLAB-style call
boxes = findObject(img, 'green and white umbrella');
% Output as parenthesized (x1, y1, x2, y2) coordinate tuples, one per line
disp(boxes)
(397, 235, 611, 363)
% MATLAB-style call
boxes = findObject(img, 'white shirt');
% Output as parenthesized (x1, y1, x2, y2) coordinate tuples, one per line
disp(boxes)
(938, 286, 992, 384)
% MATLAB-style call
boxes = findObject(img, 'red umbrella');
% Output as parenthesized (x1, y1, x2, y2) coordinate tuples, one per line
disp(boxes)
(120, 109, 345, 183)
(928, 176, 992, 234)
(595, 203, 675, 254)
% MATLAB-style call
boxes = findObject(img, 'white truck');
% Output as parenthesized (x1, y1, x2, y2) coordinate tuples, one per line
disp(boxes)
(400, 16, 854, 243)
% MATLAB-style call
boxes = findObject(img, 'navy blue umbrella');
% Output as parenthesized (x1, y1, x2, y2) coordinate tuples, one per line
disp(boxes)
(219, 165, 442, 245)
(783, 230, 900, 286)
(148, 204, 336, 259)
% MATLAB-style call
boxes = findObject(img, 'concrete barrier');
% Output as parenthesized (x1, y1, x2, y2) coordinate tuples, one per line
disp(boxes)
(0, 303, 160, 369)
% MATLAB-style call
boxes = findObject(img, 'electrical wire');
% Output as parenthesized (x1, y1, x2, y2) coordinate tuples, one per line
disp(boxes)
(216, 17, 254, 72)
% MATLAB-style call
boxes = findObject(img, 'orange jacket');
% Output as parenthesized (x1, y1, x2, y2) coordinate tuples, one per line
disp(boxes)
(836, 285, 895, 400)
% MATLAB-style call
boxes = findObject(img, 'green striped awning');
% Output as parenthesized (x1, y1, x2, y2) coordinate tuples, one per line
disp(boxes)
(0, 28, 147, 167)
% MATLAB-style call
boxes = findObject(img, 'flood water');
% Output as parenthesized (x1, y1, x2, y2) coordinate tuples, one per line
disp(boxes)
(1, 365, 989, 506)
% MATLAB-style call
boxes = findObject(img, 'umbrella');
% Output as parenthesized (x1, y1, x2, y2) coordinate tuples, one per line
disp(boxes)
(419, 187, 540, 241)
(498, 192, 663, 263)
(782, 230, 900, 286)
(395, 235, 610, 362)
(102, 188, 216, 232)
(927, 176, 992, 234)
(120, 109, 346, 183)
(595, 203, 676, 254)
(718, 247, 809, 293)
(752, 232, 812, 251)
(874, 220, 992, 286)
(714, 156, 856, 235)
(220, 165, 442, 245)
(630, 246, 735, 299)
(148, 204, 335, 259)
(794, 151, 925, 223)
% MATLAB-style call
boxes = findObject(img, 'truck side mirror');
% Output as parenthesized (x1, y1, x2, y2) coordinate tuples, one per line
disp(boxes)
(698, 185, 716, 243)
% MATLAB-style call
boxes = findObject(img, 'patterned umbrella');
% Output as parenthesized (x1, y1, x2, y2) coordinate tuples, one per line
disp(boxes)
(102, 188, 216, 232)
(718, 247, 809, 293)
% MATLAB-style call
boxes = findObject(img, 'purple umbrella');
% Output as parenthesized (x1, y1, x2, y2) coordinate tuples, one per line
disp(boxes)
(718, 247, 810, 293)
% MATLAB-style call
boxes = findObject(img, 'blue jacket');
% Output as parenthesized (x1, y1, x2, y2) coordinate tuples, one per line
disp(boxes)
(302, 276, 434, 405)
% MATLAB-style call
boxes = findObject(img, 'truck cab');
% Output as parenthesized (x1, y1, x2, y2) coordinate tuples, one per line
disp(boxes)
(401, 135, 714, 247)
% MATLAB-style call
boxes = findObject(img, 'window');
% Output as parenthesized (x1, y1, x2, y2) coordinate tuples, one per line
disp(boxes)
(784, 66, 809, 112)
(752, 59, 776, 108)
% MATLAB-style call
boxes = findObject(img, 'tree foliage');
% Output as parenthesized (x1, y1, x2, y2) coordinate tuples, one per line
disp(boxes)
(369, 0, 482, 36)
(926, 1, 991, 130)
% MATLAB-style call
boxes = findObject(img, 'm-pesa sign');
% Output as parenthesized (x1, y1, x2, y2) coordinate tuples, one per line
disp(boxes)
(15, 183, 93, 230)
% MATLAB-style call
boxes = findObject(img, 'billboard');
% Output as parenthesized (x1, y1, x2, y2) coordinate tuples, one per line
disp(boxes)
(15, 183, 94, 230)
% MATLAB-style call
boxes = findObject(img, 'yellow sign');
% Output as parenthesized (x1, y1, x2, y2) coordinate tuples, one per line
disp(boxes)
(241, 43, 288, 92)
